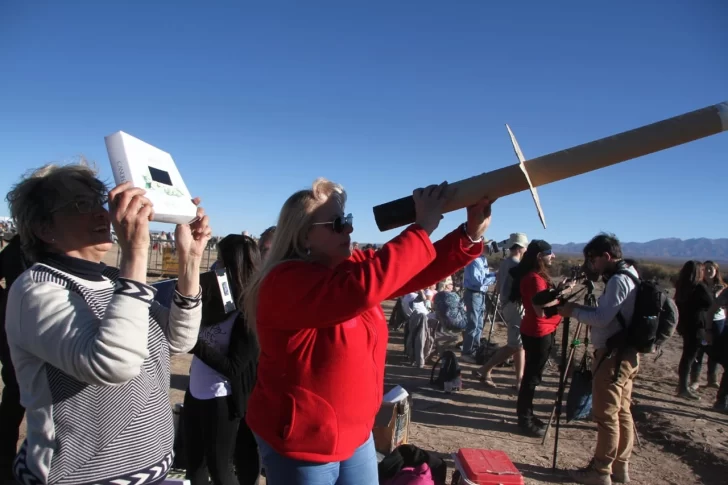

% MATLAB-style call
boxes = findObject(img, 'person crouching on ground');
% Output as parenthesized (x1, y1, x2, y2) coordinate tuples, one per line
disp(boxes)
(5, 164, 211, 485)
(184, 234, 261, 485)
(243, 178, 494, 485)
(558, 234, 640, 485)
(509, 240, 560, 438)
(474, 232, 529, 389)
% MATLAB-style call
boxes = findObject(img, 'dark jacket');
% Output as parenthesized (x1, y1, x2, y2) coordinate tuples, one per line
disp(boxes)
(0, 235, 30, 366)
(676, 282, 714, 339)
(190, 313, 259, 419)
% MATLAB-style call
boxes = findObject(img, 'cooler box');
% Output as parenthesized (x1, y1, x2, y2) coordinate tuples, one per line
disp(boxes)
(451, 449, 523, 485)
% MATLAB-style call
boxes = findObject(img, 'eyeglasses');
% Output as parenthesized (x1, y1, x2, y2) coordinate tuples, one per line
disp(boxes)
(312, 213, 353, 234)
(51, 196, 109, 214)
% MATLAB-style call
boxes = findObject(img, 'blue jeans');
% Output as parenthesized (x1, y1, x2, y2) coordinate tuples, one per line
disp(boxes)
(255, 433, 378, 485)
(462, 289, 486, 356)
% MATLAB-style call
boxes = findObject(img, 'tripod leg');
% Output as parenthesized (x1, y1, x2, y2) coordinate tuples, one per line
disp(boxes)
(485, 294, 500, 351)
(542, 321, 584, 445)
(633, 421, 642, 449)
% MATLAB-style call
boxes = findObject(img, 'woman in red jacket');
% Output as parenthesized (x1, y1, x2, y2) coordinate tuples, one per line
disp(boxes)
(244, 178, 494, 485)
(508, 240, 560, 438)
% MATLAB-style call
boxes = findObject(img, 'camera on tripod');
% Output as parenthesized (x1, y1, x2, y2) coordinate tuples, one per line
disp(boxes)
(531, 269, 594, 318)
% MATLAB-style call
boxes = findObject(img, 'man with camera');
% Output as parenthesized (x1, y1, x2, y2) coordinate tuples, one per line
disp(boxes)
(557, 234, 639, 485)
(460, 245, 497, 363)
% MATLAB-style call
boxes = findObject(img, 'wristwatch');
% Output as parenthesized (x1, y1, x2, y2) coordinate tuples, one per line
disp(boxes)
(461, 223, 484, 244)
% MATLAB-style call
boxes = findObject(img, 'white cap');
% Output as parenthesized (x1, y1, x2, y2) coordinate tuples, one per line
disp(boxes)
(507, 233, 529, 249)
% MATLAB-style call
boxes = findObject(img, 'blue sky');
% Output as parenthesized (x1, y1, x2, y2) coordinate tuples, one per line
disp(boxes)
(1, 0, 726, 245)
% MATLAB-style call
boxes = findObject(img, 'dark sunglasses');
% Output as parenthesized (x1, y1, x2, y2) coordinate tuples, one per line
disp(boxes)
(51, 196, 109, 214)
(312, 213, 353, 233)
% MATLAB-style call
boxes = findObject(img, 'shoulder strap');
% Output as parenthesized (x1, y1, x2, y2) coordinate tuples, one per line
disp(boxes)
(614, 269, 640, 329)
(615, 269, 640, 285)
(615, 310, 628, 330)
(430, 355, 442, 384)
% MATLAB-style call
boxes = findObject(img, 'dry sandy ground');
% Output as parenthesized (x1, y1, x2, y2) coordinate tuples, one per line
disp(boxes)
(2, 296, 728, 484)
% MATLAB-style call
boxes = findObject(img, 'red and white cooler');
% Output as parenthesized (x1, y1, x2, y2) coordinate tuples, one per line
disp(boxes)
(451, 448, 524, 485)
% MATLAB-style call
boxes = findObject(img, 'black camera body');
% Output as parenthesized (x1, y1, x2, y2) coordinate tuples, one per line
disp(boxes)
(531, 288, 565, 318)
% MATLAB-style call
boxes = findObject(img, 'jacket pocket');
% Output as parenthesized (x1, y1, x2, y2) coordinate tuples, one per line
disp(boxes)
(281, 386, 339, 456)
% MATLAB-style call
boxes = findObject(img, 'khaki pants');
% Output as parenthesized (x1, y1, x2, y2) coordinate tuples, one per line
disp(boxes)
(591, 347, 640, 475)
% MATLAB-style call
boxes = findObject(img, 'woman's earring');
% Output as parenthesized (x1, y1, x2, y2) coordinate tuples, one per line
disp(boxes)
(306, 247, 311, 257)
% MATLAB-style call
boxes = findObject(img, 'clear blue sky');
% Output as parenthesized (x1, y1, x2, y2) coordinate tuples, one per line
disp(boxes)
(1, 0, 726, 245)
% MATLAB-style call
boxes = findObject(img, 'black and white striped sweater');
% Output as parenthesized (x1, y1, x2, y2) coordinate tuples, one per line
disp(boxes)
(5, 254, 202, 485)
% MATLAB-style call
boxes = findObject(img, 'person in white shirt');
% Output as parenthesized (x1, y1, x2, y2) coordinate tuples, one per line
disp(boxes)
(558, 234, 639, 485)
(474, 233, 528, 389)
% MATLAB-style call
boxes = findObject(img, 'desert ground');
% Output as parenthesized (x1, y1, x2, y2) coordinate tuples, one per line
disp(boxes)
(2, 247, 727, 484)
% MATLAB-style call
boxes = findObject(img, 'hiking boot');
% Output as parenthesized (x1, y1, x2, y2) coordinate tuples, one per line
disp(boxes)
(611, 462, 630, 483)
(568, 462, 612, 485)
(707, 375, 720, 388)
(677, 388, 701, 401)
(531, 416, 547, 429)
(517, 417, 545, 437)
(713, 397, 728, 413)
(689, 368, 700, 388)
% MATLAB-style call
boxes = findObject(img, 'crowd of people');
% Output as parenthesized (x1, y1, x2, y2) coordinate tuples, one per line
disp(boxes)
(0, 161, 726, 485)
(0, 164, 494, 485)
(396, 235, 727, 485)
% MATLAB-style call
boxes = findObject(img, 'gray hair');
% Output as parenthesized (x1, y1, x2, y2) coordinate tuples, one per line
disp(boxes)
(5, 161, 107, 262)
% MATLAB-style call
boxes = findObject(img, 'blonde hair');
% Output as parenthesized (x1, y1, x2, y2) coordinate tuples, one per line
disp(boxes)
(244, 178, 346, 327)
(5, 160, 106, 262)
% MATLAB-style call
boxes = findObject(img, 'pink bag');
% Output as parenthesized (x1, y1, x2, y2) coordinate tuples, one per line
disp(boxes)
(383, 462, 435, 485)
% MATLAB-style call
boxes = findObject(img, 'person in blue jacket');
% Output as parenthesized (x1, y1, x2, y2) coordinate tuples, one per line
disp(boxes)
(460, 247, 497, 362)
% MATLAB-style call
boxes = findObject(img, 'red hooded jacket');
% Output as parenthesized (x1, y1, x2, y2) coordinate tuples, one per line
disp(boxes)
(245, 224, 481, 462)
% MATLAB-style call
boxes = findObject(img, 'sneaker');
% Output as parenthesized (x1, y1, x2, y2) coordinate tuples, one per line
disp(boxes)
(517, 417, 545, 438)
(677, 388, 701, 401)
(531, 416, 548, 429)
(689, 382, 700, 392)
(707, 379, 720, 389)
(460, 354, 477, 364)
(611, 462, 630, 483)
(713, 398, 728, 413)
(569, 462, 612, 485)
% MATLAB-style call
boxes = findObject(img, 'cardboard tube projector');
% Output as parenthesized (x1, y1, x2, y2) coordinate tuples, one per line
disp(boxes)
(373, 101, 728, 232)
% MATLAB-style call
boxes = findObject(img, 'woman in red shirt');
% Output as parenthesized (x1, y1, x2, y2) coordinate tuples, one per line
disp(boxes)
(244, 179, 494, 485)
(507, 240, 560, 437)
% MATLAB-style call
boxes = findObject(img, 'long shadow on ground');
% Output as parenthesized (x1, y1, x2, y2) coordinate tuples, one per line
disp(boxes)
(513, 462, 572, 484)
(631, 403, 728, 485)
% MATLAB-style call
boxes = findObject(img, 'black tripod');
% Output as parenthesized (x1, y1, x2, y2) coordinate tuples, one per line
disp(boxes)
(542, 282, 597, 470)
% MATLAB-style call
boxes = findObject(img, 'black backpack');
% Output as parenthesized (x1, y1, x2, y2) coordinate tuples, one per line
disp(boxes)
(608, 269, 678, 354)
(430, 350, 461, 393)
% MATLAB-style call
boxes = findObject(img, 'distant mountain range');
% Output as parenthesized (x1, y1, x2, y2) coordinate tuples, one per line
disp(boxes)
(550, 238, 728, 263)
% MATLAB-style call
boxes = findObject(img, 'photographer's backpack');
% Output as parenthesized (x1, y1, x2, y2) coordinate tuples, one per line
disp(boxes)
(611, 270, 678, 354)
(430, 350, 462, 393)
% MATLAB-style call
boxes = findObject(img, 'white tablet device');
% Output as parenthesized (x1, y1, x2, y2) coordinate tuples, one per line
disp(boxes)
(105, 130, 198, 225)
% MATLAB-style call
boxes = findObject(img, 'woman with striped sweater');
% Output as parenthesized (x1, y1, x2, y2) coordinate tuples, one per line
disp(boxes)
(4, 163, 211, 485)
